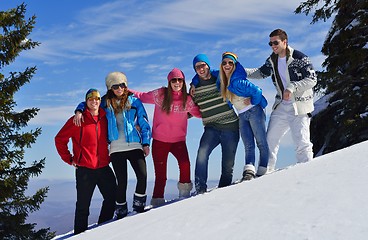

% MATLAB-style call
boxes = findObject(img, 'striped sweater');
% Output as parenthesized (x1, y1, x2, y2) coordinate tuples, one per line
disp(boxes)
(193, 75, 238, 130)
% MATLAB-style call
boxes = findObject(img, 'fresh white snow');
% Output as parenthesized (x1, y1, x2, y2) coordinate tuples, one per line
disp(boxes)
(54, 140, 368, 240)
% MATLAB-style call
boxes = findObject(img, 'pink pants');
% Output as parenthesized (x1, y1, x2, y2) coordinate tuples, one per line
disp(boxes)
(151, 139, 191, 198)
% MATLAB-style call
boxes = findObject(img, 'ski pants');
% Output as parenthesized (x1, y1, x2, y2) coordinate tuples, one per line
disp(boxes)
(151, 139, 191, 198)
(111, 149, 147, 205)
(74, 165, 116, 234)
(267, 103, 313, 171)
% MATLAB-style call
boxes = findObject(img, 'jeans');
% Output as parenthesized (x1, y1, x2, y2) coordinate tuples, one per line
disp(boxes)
(194, 126, 239, 192)
(239, 105, 269, 168)
(74, 166, 116, 234)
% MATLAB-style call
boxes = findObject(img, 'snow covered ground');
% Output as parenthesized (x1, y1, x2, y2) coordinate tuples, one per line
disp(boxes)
(53, 140, 368, 240)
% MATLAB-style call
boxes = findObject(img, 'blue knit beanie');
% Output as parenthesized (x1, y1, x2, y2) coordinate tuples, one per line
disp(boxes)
(193, 54, 210, 70)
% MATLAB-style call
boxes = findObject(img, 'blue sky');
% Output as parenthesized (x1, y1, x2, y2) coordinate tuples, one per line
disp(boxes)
(1, 0, 331, 181)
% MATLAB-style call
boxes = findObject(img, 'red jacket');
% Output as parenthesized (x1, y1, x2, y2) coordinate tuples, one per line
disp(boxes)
(55, 107, 110, 169)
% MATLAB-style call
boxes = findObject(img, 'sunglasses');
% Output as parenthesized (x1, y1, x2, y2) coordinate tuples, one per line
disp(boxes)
(170, 78, 184, 83)
(111, 83, 127, 90)
(221, 61, 234, 66)
(195, 63, 207, 70)
(87, 97, 101, 101)
(268, 40, 281, 46)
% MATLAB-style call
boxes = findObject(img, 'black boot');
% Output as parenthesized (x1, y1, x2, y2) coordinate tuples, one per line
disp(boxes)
(114, 202, 128, 220)
(132, 194, 146, 213)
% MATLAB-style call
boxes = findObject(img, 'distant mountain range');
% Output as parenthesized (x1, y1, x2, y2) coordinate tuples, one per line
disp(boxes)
(26, 179, 218, 234)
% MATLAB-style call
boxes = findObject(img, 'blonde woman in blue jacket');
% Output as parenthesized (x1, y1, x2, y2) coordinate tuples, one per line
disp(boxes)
(74, 72, 151, 219)
(218, 52, 269, 180)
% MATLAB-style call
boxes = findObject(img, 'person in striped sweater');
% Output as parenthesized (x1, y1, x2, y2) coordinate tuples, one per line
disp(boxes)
(190, 54, 240, 194)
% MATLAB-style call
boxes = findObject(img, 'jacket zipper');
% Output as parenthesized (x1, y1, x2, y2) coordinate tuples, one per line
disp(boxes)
(95, 116, 100, 168)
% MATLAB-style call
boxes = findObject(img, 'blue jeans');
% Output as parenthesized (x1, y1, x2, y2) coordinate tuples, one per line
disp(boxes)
(194, 126, 239, 192)
(239, 105, 268, 168)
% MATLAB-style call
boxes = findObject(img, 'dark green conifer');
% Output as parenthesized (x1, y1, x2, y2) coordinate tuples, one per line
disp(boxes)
(0, 3, 55, 239)
(296, 0, 368, 155)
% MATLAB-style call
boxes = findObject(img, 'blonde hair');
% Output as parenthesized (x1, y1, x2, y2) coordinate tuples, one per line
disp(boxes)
(219, 62, 236, 102)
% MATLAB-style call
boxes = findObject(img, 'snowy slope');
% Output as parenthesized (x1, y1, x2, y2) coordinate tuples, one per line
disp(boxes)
(55, 140, 368, 240)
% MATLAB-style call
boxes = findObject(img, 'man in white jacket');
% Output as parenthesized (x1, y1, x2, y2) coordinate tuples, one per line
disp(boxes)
(245, 28, 317, 172)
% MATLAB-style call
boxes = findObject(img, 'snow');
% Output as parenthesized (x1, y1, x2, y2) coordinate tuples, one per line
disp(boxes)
(54, 140, 368, 240)
(312, 92, 333, 116)
(360, 112, 368, 118)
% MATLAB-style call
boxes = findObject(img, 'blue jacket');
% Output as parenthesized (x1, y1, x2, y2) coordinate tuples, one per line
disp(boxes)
(217, 61, 267, 109)
(76, 94, 151, 146)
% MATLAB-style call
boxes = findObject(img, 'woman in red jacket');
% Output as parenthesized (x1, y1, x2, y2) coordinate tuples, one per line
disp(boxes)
(55, 89, 116, 235)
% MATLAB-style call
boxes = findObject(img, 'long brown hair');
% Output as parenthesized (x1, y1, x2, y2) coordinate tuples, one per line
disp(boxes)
(161, 81, 188, 114)
(105, 89, 131, 114)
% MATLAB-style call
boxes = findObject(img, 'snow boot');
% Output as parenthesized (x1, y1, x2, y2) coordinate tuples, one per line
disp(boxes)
(150, 197, 166, 207)
(256, 166, 268, 177)
(177, 182, 193, 198)
(132, 193, 146, 213)
(242, 164, 256, 181)
(114, 202, 128, 220)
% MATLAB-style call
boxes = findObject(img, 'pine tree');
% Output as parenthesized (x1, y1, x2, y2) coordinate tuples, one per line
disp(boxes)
(0, 3, 55, 239)
(295, 0, 368, 155)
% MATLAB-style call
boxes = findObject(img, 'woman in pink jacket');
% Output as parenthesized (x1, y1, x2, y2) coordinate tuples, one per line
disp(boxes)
(129, 68, 201, 207)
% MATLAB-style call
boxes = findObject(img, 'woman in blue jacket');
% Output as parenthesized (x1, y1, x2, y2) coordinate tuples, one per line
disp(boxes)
(74, 72, 151, 219)
(218, 52, 269, 180)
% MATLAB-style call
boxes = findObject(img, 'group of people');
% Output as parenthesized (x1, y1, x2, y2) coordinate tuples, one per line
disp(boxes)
(54, 28, 317, 235)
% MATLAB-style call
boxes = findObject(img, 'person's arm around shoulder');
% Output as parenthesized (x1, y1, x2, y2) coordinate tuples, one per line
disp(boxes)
(244, 57, 273, 80)
(189, 73, 202, 97)
(189, 81, 197, 97)
(231, 78, 263, 106)
(129, 88, 157, 104)
(73, 101, 87, 127)
(189, 85, 196, 97)
(187, 96, 201, 118)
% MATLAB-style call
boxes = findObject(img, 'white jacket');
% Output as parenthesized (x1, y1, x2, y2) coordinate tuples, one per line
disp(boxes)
(246, 46, 317, 115)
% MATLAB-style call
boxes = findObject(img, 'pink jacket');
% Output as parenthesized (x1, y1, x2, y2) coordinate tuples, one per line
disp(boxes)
(130, 87, 201, 143)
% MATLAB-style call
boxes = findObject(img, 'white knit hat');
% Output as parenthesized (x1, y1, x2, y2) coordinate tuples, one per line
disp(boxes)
(105, 72, 128, 90)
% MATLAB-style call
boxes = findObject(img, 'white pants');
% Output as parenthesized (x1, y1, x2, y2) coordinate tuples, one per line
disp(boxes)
(266, 103, 313, 171)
